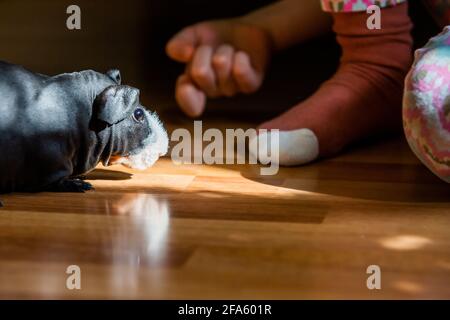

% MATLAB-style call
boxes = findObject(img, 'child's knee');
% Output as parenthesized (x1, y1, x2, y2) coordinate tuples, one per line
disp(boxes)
(403, 26, 450, 182)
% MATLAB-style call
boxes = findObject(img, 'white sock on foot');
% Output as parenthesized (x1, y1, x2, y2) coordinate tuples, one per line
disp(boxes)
(249, 128, 319, 166)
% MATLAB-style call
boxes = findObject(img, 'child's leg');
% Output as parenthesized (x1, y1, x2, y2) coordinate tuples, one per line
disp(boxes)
(254, 2, 413, 165)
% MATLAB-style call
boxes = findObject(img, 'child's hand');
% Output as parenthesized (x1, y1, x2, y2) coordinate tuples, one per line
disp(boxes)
(166, 19, 272, 117)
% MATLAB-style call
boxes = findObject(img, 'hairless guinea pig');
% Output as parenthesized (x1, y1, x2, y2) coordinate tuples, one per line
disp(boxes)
(0, 60, 169, 201)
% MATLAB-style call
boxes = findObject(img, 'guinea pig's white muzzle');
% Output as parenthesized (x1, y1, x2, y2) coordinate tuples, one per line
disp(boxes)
(112, 110, 169, 170)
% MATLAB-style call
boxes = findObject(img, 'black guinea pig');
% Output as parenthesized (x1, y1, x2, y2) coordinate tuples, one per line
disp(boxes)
(0, 60, 168, 196)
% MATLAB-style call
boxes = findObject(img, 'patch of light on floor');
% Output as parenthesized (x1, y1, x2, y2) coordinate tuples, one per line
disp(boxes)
(109, 194, 170, 293)
(115, 194, 170, 257)
(392, 280, 424, 295)
(436, 260, 450, 270)
(379, 235, 432, 251)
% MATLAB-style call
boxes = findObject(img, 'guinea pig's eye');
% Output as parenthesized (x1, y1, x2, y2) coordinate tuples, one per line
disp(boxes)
(132, 108, 145, 122)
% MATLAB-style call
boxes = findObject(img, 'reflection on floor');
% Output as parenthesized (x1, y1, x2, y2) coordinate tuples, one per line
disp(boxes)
(0, 133, 449, 299)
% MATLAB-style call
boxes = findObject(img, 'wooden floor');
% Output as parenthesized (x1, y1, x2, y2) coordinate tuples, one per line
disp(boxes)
(0, 123, 449, 299)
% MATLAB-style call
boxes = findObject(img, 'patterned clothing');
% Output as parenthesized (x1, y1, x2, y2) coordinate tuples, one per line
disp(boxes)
(320, 0, 406, 12)
(403, 26, 450, 182)
(320, 0, 449, 28)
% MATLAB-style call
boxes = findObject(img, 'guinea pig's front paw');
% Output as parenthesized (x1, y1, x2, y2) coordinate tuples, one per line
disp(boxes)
(47, 178, 94, 193)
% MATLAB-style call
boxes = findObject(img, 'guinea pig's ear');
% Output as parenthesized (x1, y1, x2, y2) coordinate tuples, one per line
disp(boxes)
(106, 69, 121, 85)
(94, 85, 139, 125)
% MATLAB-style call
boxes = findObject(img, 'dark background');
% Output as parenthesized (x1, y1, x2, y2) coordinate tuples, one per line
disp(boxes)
(0, 0, 440, 123)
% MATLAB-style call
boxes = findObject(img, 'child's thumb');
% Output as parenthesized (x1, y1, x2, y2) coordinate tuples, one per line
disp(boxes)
(175, 74, 206, 117)
(166, 27, 197, 63)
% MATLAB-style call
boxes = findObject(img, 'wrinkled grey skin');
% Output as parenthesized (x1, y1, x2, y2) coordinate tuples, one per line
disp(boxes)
(0, 60, 165, 198)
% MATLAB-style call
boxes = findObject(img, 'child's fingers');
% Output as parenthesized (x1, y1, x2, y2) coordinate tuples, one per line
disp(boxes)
(175, 74, 206, 117)
(189, 45, 218, 98)
(232, 51, 263, 94)
(166, 26, 197, 63)
(212, 44, 238, 97)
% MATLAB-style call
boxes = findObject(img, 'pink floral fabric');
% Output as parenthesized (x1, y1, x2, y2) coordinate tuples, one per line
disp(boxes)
(403, 26, 450, 183)
(320, 0, 406, 12)
(320, 0, 449, 28)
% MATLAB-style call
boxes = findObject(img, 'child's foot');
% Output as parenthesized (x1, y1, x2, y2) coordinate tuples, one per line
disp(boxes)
(254, 3, 413, 165)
